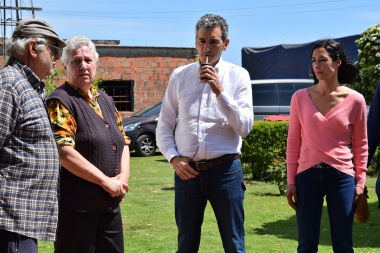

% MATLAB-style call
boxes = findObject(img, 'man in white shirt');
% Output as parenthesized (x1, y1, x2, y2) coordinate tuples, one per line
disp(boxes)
(156, 14, 253, 253)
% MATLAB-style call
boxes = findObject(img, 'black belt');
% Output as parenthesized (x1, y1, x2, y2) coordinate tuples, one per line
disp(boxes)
(189, 154, 240, 171)
(312, 162, 333, 169)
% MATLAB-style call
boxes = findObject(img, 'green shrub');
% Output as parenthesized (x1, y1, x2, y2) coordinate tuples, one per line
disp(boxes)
(43, 67, 105, 97)
(44, 67, 65, 97)
(241, 120, 288, 195)
(242, 120, 379, 194)
(349, 23, 380, 104)
(347, 22, 380, 178)
(368, 146, 380, 177)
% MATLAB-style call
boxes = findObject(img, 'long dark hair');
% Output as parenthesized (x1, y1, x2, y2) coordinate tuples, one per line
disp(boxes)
(310, 39, 357, 85)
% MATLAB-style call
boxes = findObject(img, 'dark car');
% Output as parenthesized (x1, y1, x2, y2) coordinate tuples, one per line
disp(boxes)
(122, 102, 162, 157)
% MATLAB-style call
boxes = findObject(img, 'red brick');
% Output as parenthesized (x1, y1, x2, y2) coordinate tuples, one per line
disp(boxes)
(145, 79, 155, 85)
(131, 61, 140, 67)
(113, 61, 122, 67)
(131, 73, 140, 80)
(122, 61, 131, 67)
(144, 67, 155, 74)
(150, 56, 163, 62)
(141, 73, 151, 80)
(160, 62, 168, 68)
(161, 68, 170, 74)
(134, 67, 144, 73)
(126, 67, 134, 74)
(135, 80, 144, 86)
(112, 73, 122, 80)
(150, 73, 159, 80)
(169, 62, 178, 68)
(140, 98, 152, 104)
(151, 62, 159, 68)
(107, 56, 118, 62)
(114, 67, 125, 73)
(104, 74, 113, 80)
(103, 61, 112, 67)
(122, 74, 132, 80)
(140, 61, 150, 67)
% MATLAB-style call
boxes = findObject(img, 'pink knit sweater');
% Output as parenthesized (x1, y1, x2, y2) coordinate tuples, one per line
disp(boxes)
(286, 89, 368, 188)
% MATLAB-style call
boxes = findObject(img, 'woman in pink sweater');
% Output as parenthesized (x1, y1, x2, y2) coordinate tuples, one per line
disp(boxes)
(286, 39, 368, 253)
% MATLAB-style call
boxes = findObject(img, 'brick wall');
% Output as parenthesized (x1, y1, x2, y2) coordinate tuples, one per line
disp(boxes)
(97, 55, 196, 116)
(0, 44, 198, 117)
(96, 46, 198, 116)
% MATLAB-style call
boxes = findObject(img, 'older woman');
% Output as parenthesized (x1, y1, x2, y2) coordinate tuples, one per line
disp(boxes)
(47, 36, 130, 253)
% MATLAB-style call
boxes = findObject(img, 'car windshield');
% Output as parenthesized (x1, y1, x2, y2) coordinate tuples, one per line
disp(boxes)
(132, 103, 162, 117)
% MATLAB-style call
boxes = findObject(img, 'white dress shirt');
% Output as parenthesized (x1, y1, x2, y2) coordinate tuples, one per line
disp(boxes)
(156, 58, 253, 162)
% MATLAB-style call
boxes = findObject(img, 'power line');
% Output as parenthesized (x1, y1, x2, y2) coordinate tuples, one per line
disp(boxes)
(37, 0, 349, 15)
(0, 0, 41, 55)
(40, 3, 380, 19)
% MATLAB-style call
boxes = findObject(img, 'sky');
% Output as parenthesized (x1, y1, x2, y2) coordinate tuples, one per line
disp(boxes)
(1, 0, 380, 66)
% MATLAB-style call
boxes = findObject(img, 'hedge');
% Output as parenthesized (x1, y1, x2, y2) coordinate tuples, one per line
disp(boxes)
(241, 120, 379, 196)
(241, 120, 289, 195)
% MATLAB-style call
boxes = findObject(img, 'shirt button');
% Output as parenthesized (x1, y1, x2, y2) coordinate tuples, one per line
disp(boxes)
(112, 146, 117, 151)
(108, 207, 113, 211)
(114, 169, 119, 174)
(105, 124, 110, 128)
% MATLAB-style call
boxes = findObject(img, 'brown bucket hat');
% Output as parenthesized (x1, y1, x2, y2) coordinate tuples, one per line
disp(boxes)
(12, 18, 66, 48)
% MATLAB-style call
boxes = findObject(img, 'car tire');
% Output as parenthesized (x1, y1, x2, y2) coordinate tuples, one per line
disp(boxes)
(135, 134, 156, 157)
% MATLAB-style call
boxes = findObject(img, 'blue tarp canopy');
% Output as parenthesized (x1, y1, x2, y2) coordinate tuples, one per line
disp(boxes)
(242, 34, 360, 80)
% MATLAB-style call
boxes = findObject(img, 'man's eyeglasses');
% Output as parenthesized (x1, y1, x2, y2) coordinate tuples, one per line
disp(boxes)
(37, 42, 62, 57)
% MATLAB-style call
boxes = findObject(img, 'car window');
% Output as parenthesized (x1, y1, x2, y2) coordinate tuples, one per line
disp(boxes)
(132, 103, 162, 117)
(251, 84, 278, 106)
(277, 82, 313, 106)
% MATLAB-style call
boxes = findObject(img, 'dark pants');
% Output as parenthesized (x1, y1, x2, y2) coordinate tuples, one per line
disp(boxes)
(54, 208, 124, 253)
(376, 168, 380, 208)
(296, 166, 355, 253)
(175, 159, 246, 253)
(0, 229, 37, 253)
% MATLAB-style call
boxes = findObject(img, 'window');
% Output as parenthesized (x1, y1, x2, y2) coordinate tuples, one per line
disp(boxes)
(277, 82, 313, 106)
(251, 84, 278, 106)
(101, 80, 134, 111)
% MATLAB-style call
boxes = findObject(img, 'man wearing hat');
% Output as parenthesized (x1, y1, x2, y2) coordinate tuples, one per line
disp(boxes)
(0, 18, 65, 252)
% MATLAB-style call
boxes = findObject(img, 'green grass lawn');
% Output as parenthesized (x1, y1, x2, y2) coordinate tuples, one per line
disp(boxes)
(38, 152, 380, 252)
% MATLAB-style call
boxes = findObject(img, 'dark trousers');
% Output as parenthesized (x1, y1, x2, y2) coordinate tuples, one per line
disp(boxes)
(296, 166, 355, 253)
(54, 207, 124, 253)
(175, 159, 246, 253)
(0, 229, 37, 253)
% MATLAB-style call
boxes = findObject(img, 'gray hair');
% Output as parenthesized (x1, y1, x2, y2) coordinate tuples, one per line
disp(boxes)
(5, 37, 47, 58)
(195, 14, 229, 41)
(60, 36, 99, 66)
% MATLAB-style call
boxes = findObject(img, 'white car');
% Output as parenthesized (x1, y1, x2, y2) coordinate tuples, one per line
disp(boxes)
(251, 79, 314, 120)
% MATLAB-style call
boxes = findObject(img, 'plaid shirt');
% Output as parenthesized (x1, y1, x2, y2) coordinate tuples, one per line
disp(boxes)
(0, 57, 60, 241)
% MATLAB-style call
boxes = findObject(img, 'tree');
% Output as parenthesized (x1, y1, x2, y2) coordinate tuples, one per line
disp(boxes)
(350, 23, 380, 104)
(350, 23, 380, 177)
(43, 67, 105, 97)
(44, 67, 65, 98)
